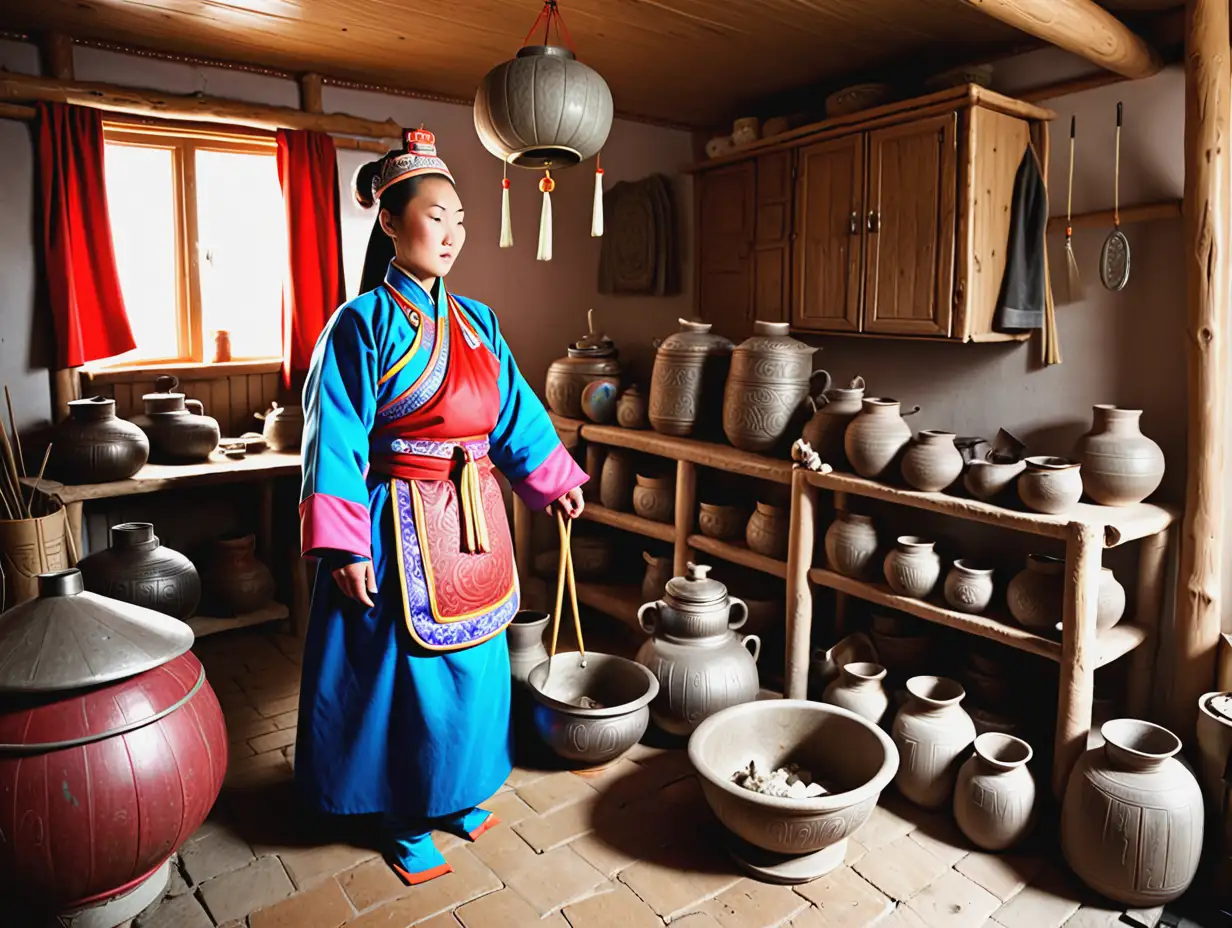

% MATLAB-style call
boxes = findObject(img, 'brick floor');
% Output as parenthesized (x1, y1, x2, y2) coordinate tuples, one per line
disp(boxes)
(55, 627, 1203, 928)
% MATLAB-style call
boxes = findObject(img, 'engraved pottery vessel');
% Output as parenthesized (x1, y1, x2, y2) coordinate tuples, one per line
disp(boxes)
(891, 675, 977, 809)
(723, 321, 826, 453)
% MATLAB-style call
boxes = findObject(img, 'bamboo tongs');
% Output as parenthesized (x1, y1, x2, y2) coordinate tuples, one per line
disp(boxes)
(546, 511, 588, 683)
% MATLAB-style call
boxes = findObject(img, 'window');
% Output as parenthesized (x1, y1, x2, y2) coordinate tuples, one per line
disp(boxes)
(99, 122, 288, 368)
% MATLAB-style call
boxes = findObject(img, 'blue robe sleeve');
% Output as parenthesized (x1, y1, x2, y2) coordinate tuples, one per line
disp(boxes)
(299, 302, 378, 560)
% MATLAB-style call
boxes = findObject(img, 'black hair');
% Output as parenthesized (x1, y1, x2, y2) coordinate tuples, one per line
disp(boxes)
(354, 159, 456, 294)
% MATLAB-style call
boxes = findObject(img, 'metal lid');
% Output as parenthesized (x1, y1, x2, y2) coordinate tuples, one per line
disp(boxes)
(0, 569, 194, 693)
(1207, 692, 1232, 723)
(663, 562, 728, 606)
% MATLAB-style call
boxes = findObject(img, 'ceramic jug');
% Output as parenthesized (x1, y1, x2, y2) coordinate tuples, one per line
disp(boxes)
(954, 733, 1036, 851)
(51, 397, 149, 484)
(507, 611, 550, 686)
(891, 675, 977, 809)
(129, 376, 220, 464)
(844, 397, 920, 480)
(1073, 405, 1165, 506)
(802, 376, 865, 470)
(257, 402, 304, 451)
(822, 661, 890, 724)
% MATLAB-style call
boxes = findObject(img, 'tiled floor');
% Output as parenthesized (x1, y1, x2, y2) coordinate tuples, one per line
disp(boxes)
(46, 626, 1209, 928)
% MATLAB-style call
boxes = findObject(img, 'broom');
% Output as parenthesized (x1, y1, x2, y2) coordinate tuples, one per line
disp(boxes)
(1060, 116, 1083, 305)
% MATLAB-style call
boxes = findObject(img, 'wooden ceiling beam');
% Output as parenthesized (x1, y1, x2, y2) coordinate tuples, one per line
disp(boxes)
(957, 0, 1163, 79)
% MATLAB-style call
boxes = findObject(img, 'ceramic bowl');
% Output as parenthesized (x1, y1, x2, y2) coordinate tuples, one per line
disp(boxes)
(1018, 456, 1083, 514)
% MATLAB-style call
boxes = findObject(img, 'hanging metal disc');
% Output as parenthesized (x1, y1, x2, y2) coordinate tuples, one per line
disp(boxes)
(1099, 229, 1131, 292)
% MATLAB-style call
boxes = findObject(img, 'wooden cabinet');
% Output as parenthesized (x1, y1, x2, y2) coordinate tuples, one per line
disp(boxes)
(696, 162, 754, 340)
(794, 135, 864, 333)
(752, 151, 793, 328)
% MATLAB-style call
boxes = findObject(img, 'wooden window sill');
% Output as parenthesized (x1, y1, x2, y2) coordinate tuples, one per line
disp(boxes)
(84, 359, 283, 384)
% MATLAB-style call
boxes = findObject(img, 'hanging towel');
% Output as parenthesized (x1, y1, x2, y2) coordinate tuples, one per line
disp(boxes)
(995, 144, 1050, 331)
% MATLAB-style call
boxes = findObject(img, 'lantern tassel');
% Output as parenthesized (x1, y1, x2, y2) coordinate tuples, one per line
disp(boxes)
(591, 157, 604, 238)
(537, 170, 555, 262)
(500, 168, 513, 249)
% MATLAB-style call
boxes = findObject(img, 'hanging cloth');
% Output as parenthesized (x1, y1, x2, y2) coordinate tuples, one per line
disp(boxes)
(994, 144, 1050, 332)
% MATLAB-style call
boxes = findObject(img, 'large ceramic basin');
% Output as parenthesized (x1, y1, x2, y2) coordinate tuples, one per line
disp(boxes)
(688, 699, 899, 855)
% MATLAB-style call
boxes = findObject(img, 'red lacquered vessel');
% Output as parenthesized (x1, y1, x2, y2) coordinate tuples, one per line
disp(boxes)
(0, 569, 228, 926)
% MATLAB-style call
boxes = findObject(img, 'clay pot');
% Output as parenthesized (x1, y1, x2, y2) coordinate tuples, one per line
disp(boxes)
(51, 397, 149, 484)
(1097, 567, 1126, 631)
(844, 398, 919, 480)
(1007, 554, 1064, 632)
(802, 376, 866, 470)
(507, 611, 550, 686)
(823, 661, 890, 725)
(616, 385, 648, 429)
(581, 379, 620, 424)
(824, 511, 879, 580)
(1062, 719, 1203, 906)
(723, 321, 826, 453)
(77, 522, 200, 620)
(901, 430, 963, 492)
(746, 502, 789, 559)
(637, 563, 749, 641)
(649, 319, 733, 437)
(1017, 456, 1083, 514)
(1073, 405, 1165, 506)
(705, 136, 735, 159)
(201, 533, 275, 615)
(546, 346, 622, 419)
(891, 676, 977, 809)
(599, 449, 635, 511)
(256, 402, 303, 452)
(943, 559, 995, 615)
(731, 116, 760, 147)
(954, 733, 1036, 851)
(129, 376, 221, 464)
(641, 551, 673, 603)
(698, 502, 744, 541)
(963, 458, 1026, 502)
(633, 473, 674, 524)
(1196, 692, 1232, 814)
(883, 536, 941, 599)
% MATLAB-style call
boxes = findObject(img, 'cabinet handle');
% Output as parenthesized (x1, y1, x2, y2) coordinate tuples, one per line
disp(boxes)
(867, 210, 881, 233)
(849, 211, 859, 235)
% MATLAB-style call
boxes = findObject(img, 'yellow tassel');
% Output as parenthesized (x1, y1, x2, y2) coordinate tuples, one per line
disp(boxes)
(499, 163, 513, 249)
(458, 455, 490, 554)
(537, 170, 555, 262)
(591, 157, 604, 238)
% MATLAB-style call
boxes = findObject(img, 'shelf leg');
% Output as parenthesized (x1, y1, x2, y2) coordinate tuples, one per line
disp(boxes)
(1054, 521, 1102, 799)
(786, 469, 818, 699)
(674, 460, 697, 578)
(1127, 527, 1171, 718)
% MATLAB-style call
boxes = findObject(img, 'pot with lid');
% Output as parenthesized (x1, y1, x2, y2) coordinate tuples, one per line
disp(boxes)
(636, 561, 749, 640)
(544, 309, 622, 419)
(129, 375, 221, 463)
(648, 318, 734, 437)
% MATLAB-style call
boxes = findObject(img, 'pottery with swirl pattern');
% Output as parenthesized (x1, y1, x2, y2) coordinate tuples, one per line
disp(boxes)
(723, 321, 828, 453)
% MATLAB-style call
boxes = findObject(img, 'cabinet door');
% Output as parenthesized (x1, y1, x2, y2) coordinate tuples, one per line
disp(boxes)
(696, 162, 755, 340)
(863, 114, 957, 337)
(792, 135, 865, 332)
(753, 151, 793, 328)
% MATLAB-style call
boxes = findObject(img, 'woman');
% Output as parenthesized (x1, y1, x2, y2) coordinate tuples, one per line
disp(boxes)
(296, 127, 586, 886)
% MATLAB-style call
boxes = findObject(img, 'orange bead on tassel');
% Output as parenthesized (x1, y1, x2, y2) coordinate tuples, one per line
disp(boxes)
(499, 163, 513, 249)
(591, 155, 604, 238)
(537, 170, 555, 262)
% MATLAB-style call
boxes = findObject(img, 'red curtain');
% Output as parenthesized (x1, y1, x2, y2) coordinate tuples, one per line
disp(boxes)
(277, 129, 346, 386)
(35, 102, 136, 368)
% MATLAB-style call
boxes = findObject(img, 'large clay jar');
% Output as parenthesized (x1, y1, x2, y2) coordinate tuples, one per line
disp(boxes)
(1006, 554, 1064, 631)
(883, 536, 941, 599)
(51, 397, 149, 484)
(78, 522, 201, 620)
(943, 559, 995, 615)
(723, 321, 826, 453)
(1098, 567, 1126, 630)
(129, 376, 221, 464)
(823, 661, 890, 724)
(746, 502, 789, 559)
(616, 385, 648, 429)
(641, 551, 673, 603)
(1073, 405, 1165, 506)
(901, 430, 964, 492)
(201, 533, 275, 615)
(1062, 719, 1204, 907)
(954, 733, 1036, 851)
(599, 449, 634, 511)
(648, 319, 733, 437)
(963, 458, 1026, 503)
(1018, 456, 1083, 514)
(257, 402, 304, 451)
(546, 340, 622, 420)
(892, 675, 977, 809)
(802, 376, 866, 470)
(845, 397, 919, 480)
(633, 473, 674, 523)
(507, 611, 550, 687)
(824, 511, 879, 580)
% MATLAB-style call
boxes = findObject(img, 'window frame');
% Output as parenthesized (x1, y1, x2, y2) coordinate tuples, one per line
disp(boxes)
(96, 119, 283, 371)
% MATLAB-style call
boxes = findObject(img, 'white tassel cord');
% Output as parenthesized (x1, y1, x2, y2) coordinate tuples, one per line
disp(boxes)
(500, 172, 514, 249)
(537, 170, 555, 262)
(591, 157, 604, 238)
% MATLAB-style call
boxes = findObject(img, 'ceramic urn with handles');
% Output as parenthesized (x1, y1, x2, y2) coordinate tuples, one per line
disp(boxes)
(635, 562, 759, 735)
(723, 321, 828, 453)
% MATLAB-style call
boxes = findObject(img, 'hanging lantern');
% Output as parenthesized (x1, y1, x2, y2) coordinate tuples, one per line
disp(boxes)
(474, 0, 613, 257)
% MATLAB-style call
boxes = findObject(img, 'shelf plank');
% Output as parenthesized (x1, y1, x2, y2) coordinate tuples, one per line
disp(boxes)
(187, 601, 290, 639)
(1095, 625, 1149, 669)
(801, 469, 1177, 548)
(688, 535, 788, 579)
(580, 503, 676, 542)
(574, 582, 644, 633)
(577, 422, 794, 485)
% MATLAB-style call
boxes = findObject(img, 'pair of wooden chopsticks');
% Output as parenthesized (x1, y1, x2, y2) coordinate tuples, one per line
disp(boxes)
(548, 511, 588, 676)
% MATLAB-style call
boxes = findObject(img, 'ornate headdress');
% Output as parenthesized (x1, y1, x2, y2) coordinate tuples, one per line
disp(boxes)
(372, 127, 454, 202)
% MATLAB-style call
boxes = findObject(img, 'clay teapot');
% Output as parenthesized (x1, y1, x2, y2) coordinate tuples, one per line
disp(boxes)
(129, 376, 220, 464)
(544, 310, 621, 420)
(802, 375, 865, 469)
(256, 402, 304, 452)
(637, 562, 748, 641)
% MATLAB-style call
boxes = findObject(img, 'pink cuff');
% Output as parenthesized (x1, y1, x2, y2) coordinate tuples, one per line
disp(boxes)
(510, 444, 589, 511)
(300, 493, 372, 559)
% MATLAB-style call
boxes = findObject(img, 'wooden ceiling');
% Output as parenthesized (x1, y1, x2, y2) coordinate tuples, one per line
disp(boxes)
(0, 0, 1181, 127)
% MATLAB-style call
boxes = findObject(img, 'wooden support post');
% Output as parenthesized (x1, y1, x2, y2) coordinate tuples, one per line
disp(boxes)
(785, 469, 818, 699)
(957, 0, 1162, 78)
(300, 73, 324, 114)
(1170, 0, 1231, 738)
(674, 460, 697, 578)
(41, 33, 74, 81)
(1127, 528, 1170, 718)
(831, 491, 848, 637)
(1054, 521, 1101, 799)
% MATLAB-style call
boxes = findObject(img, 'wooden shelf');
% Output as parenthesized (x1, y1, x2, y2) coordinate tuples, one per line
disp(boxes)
(577, 422, 794, 485)
(187, 601, 290, 638)
(688, 535, 788, 579)
(574, 582, 643, 632)
(580, 503, 675, 542)
(808, 567, 1145, 668)
(800, 468, 1177, 548)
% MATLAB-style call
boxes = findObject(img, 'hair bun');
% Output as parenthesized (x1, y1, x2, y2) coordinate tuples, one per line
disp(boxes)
(353, 160, 381, 209)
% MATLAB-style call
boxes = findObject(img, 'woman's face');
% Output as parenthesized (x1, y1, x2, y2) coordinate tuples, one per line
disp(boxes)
(381, 175, 465, 281)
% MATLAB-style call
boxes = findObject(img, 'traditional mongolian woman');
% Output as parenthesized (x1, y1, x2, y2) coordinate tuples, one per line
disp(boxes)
(295, 127, 586, 885)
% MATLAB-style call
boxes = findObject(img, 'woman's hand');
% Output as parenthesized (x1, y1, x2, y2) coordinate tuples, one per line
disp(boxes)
(548, 486, 585, 519)
(333, 559, 378, 608)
